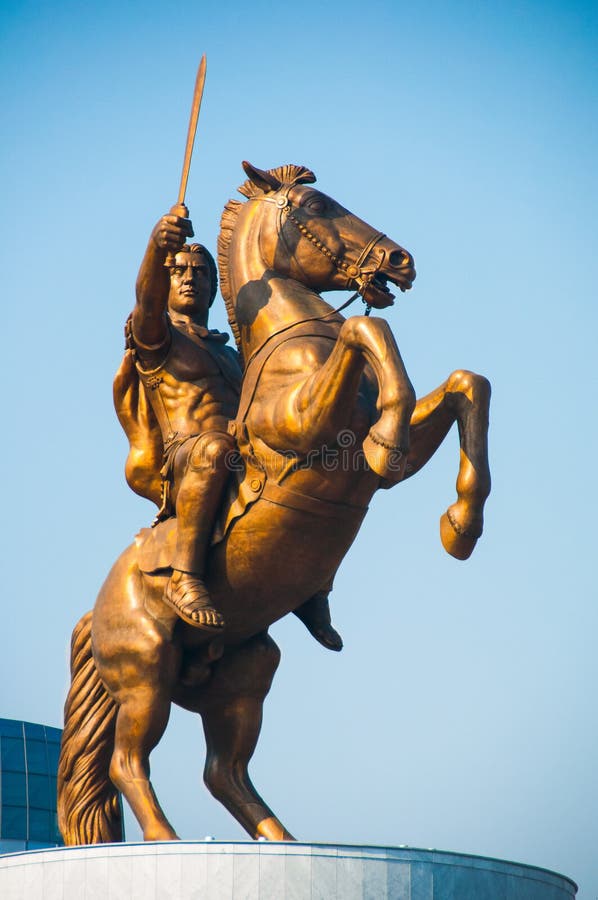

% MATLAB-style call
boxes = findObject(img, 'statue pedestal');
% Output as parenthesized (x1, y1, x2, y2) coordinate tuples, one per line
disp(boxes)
(0, 841, 577, 898)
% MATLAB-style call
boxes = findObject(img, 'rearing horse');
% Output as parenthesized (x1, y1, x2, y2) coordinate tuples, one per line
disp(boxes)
(57, 162, 490, 846)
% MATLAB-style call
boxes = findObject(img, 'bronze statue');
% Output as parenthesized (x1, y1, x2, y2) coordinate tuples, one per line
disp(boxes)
(122, 223, 237, 629)
(115, 214, 341, 648)
(57, 159, 491, 846)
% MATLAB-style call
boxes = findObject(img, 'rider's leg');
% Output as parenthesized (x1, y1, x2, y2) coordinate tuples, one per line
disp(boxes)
(197, 632, 295, 840)
(403, 369, 491, 559)
(165, 431, 236, 629)
(294, 574, 343, 651)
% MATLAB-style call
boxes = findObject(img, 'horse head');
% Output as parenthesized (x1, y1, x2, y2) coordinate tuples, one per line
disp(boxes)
(218, 162, 416, 359)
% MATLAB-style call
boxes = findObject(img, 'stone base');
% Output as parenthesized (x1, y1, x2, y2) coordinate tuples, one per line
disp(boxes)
(0, 841, 577, 899)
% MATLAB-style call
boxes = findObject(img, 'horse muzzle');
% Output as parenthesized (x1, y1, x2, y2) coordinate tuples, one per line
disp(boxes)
(361, 242, 416, 308)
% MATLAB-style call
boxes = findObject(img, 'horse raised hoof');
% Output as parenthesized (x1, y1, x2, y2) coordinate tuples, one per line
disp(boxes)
(164, 571, 226, 630)
(363, 430, 407, 484)
(439, 506, 483, 561)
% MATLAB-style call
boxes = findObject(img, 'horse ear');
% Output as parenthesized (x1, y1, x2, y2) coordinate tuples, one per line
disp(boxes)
(242, 161, 282, 193)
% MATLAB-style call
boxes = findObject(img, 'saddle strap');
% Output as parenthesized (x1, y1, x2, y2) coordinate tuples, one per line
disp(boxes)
(235, 318, 342, 426)
(219, 318, 353, 539)
(261, 481, 367, 521)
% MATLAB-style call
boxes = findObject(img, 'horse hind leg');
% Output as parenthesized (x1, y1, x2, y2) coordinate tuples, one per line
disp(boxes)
(109, 686, 179, 841)
(195, 632, 295, 840)
(405, 369, 491, 559)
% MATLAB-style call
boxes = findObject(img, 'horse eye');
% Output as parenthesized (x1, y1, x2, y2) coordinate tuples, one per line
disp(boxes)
(307, 198, 325, 213)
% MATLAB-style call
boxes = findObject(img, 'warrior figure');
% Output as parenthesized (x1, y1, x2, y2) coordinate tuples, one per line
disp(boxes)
(114, 211, 342, 648)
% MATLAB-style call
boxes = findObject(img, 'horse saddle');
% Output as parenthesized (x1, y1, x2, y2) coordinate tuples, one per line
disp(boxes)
(136, 434, 266, 575)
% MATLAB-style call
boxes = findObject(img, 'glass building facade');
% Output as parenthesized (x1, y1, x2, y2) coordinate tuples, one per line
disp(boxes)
(0, 718, 64, 853)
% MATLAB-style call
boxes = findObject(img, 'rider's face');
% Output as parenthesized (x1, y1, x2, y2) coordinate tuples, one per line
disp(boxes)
(168, 253, 212, 320)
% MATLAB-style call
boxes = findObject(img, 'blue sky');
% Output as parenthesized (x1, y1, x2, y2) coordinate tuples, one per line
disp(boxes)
(1, 0, 597, 896)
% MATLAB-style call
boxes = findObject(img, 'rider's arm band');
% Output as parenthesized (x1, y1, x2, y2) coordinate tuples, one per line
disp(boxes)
(131, 324, 170, 352)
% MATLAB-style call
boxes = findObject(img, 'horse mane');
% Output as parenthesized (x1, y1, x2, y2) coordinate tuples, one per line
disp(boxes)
(218, 164, 317, 364)
(218, 199, 246, 363)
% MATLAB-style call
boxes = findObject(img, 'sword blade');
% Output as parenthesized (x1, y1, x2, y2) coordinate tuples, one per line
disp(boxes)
(176, 54, 207, 208)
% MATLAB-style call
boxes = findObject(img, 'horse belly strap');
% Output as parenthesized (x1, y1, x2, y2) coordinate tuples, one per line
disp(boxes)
(261, 481, 367, 521)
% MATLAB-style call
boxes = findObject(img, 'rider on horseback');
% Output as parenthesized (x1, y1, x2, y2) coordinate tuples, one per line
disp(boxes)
(114, 211, 342, 648)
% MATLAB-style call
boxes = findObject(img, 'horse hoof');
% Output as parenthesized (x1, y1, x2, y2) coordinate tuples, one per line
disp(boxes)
(255, 816, 296, 841)
(144, 826, 180, 841)
(363, 432, 406, 484)
(439, 512, 478, 560)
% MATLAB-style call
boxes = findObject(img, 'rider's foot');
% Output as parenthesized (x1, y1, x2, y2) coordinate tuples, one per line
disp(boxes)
(294, 592, 343, 652)
(164, 570, 225, 630)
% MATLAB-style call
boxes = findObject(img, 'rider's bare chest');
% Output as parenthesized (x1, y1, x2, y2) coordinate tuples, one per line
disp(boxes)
(165, 336, 222, 383)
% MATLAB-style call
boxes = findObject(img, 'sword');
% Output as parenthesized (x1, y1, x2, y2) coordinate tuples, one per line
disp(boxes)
(170, 54, 207, 219)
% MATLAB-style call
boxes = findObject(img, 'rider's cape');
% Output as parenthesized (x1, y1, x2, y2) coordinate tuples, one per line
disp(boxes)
(113, 347, 163, 507)
(113, 319, 242, 509)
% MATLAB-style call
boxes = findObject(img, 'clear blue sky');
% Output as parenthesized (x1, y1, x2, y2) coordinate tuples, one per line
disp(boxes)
(1, 0, 597, 896)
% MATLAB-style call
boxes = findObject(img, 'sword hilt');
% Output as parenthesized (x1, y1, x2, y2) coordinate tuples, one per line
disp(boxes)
(169, 203, 189, 219)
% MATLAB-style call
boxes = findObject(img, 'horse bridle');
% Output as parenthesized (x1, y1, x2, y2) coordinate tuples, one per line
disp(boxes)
(249, 186, 387, 309)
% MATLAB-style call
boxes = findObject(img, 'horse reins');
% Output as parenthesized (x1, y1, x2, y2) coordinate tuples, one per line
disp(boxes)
(250, 187, 389, 316)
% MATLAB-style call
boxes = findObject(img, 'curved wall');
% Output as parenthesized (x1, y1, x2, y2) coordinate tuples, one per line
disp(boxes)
(0, 841, 577, 899)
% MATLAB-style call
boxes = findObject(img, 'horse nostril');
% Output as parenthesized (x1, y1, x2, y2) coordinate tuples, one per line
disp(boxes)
(388, 250, 406, 267)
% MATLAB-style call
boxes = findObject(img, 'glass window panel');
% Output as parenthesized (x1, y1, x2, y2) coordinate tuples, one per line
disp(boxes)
(46, 741, 60, 773)
(25, 740, 48, 775)
(49, 776, 58, 811)
(28, 773, 51, 809)
(1, 805, 27, 840)
(24, 723, 45, 740)
(28, 808, 50, 842)
(1, 736, 25, 771)
(50, 811, 64, 844)
(0, 720, 23, 738)
(0, 839, 27, 853)
(1, 770, 26, 805)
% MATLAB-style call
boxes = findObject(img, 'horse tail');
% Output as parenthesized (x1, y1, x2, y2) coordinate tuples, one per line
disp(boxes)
(57, 610, 123, 844)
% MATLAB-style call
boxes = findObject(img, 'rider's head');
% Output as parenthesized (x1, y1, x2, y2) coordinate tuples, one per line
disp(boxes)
(165, 244, 218, 320)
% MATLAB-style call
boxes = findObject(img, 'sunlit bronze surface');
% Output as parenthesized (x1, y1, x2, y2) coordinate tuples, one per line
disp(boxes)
(58, 162, 490, 846)
(176, 54, 207, 212)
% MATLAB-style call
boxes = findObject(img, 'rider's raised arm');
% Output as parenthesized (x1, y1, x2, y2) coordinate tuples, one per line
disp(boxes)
(132, 214, 194, 350)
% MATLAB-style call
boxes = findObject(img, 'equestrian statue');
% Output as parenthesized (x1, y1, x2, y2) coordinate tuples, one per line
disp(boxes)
(57, 61, 491, 847)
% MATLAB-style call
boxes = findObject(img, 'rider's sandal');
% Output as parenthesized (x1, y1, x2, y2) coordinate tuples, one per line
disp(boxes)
(164, 571, 225, 630)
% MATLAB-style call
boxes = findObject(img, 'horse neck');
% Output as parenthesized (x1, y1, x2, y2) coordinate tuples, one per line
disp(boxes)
(229, 217, 338, 359)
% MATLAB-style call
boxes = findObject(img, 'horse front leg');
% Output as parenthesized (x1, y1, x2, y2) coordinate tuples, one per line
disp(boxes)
(270, 315, 416, 483)
(404, 369, 491, 559)
(197, 632, 295, 840)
